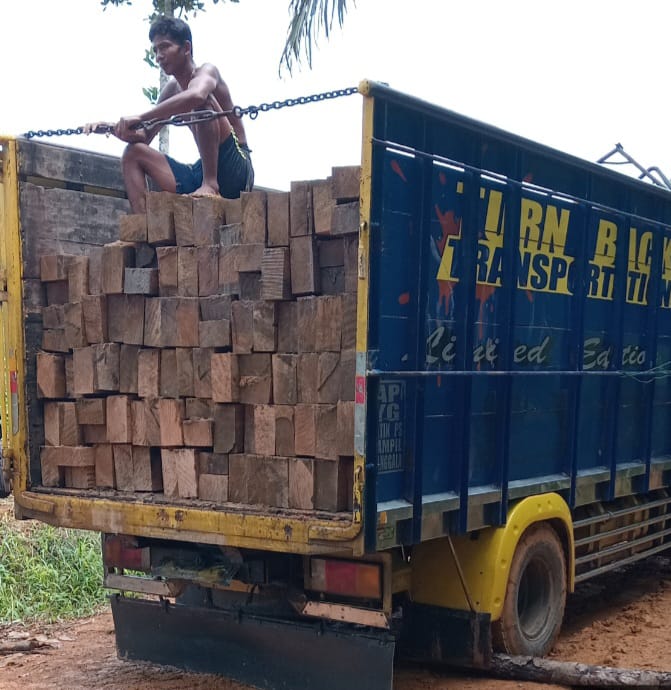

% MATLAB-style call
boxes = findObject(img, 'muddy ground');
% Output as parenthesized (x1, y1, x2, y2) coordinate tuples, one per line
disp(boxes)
(2, 498, 671, 689)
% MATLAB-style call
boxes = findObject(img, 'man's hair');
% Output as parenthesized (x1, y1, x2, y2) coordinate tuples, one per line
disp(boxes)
(149, 16, 193, 48)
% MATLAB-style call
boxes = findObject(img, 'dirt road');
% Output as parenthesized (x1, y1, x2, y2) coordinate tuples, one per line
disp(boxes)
(1, 555, 671, 690)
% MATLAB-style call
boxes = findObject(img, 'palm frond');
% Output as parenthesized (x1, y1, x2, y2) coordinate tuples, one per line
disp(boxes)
(281, 0, 350, 74)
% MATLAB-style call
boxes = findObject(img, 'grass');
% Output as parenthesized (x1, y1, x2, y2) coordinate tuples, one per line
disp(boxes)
(0, 502, 107, 624)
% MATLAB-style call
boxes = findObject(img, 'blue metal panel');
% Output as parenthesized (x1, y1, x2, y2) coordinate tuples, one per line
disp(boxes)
(364, 83, 671, 543)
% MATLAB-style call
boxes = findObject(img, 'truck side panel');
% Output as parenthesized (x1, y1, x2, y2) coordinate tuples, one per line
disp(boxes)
(362, 82, 671, 549)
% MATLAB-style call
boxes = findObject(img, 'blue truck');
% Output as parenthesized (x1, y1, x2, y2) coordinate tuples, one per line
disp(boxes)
(2, 80, 671, 689)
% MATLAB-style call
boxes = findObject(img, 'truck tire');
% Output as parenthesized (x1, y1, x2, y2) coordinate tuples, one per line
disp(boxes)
(492, 522, 566, 656)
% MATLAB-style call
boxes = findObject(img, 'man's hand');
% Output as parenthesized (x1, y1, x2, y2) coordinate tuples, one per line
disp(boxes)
(114, 116, 146, 143)
(82, 122, 116, 136)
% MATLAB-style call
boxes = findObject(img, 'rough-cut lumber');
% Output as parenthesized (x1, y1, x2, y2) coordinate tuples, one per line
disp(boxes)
(94, 444, 115, 488)
(296, 298, 317, 352)
(198, 473, 229, 502)
(183, 418, 214, 447)
(266, 191, 290, 247)
(144, 297, 200, 348)
(178, 246, 198, 297)
(176, 347, 195, 398)
(238, 353, 272, 404)
(64, 465, 96, 489)
(213, 404, 244, 453)
(315, 295, 343, 351)
(42, 304, 65, 330)
(76, 398, 106, 426)
(199, 294, 232, 321)
(43, 402, 80, 447)
(67, 256, 89, 301)
(119, 213, 147, 243)
(198, 319, 231, 349)
(113, 444, 134, 492)
(81, 295, 108, 343)
(317, 352, 341, 404)
(36, 352, 66, 398)
(101, 242, 135, 294)
(156, 246, 178, 296)
(239, 271, 261, 300)
(331, 202, 359, 236)
(253, 301, 277, 352)
(211, 353, 239, 402)
(197, 451, 229, 475)
(45, 280, 69, 306)
(172, 195, 194, 246)
(277, 301, 299, 353)
(331, 165, 360, 201)
(275, 405, 295, 457)
(40, 254, 71, 282)
(124, 268, 158, 295)
(137, 348, 160, 398)
(132, 399, 161, 447)
(107, 294, 145, 345)
(106, 395, 133, 444)
(272, 354, 298, 405)
(297, 353, 319, 404)
(186, 397, 214, 420)
(261, 247, 292, 300)
(244, 405, 276, 455)
(197, 245, 220, 297)
(231, 300, 254, 353)
(289, 457, 315, 509)
(314, 456, 352, 512)
(161, 448, 198, 498)
(311, 179, 334, 236)
(158, 398, 185, 446)
(119, 344, 140, 394)
(290, 235, 320, 295)
(146, 191, 176, 245)
(63, 302, 86, 349)
(289, 181, 311, 237)
(159, 349, 179, 398)
(294, 405, 317, 457)
(192, 195, 226, 246)
(192, 348, 213, 399)
(315, 404, 338, 460)
(240, 190, 267, 244)
(133, 446, 163, 492)
(337, 401, 355, 456)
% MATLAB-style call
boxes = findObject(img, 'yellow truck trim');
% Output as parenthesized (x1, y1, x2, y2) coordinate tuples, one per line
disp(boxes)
(0, 137, 28, 486)
(16, 491, 364, 555)
(410, 493, 574, 621)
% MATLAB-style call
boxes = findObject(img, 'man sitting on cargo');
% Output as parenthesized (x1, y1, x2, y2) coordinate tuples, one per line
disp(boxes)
(86, 16, 253, 214)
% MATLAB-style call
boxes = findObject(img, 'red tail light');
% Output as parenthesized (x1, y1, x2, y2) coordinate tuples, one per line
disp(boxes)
(309, 558, 381, 600)
(103, 535, 150, 572)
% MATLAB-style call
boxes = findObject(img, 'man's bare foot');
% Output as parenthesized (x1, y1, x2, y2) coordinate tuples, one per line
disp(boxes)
(191, 184, 219, 198)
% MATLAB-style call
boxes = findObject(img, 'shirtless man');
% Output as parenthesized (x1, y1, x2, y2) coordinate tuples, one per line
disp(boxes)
(91, 16, 253, 213)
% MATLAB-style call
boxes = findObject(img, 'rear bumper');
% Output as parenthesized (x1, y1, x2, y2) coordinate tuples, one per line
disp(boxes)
(111, 595, 395, 690)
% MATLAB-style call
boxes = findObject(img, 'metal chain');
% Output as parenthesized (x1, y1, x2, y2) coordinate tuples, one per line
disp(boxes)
(22, 86, 359, 139)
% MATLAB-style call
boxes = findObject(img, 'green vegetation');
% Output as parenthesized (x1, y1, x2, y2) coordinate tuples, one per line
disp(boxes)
(0, 508, 106, 623)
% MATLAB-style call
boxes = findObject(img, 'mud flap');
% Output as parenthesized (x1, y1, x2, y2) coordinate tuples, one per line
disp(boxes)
(398, 602, 491, 668)
(111, 595, 396, 690)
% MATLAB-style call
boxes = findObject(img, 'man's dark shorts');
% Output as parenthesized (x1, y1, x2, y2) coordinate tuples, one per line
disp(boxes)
(165, 134, 254, 199)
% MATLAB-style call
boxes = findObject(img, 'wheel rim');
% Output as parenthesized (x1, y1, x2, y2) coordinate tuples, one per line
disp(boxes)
(517, 556, 552, 641)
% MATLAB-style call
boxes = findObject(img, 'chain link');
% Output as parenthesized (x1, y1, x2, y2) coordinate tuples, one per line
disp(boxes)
(23, 86, 359, 139)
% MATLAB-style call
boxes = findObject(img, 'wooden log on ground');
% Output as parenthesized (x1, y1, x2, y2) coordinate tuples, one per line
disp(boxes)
(488, 653, 671, 688)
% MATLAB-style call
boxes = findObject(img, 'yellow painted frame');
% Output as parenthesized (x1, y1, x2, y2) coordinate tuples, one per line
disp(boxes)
(0, 137, 28, 491)
(410, 493, 575, 621)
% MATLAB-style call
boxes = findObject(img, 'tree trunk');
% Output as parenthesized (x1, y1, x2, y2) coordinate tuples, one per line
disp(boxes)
(489, 653, 671, 688)
(158, 0, 173, 154)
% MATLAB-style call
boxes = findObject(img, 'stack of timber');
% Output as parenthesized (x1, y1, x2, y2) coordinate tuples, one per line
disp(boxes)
(35, 166, 360, 513)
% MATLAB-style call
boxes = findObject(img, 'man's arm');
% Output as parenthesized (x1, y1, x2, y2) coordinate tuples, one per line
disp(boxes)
(115, 67, 219, 141)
